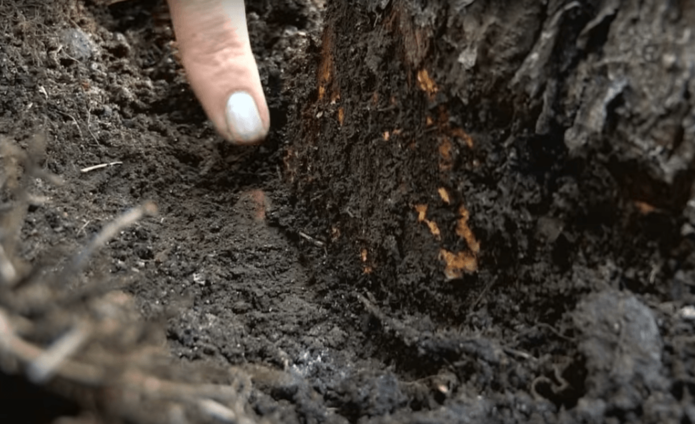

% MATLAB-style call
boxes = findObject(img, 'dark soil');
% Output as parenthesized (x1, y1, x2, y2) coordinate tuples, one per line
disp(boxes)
(1, 0, 695, 423)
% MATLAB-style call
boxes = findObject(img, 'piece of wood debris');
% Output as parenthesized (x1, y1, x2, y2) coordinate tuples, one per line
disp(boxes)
(80, 161, 123, 173)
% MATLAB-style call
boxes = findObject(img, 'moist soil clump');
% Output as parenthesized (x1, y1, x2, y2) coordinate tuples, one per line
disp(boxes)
(1, 1, 695, 423)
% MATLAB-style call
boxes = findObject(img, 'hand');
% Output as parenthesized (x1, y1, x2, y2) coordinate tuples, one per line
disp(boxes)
(166, 0, 270, 144)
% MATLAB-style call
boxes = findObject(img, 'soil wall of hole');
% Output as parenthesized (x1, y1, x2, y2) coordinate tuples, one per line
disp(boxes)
(286, 0, 695, 323)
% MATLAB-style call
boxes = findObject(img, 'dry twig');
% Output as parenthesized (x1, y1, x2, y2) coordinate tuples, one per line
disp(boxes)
(0, 245, 18, 285)
(299, 231, 325, 247)
(0, 136, 259, 423)
(27, 323, 91, 383)
(80, 161, 123, 173)
(68, 201, 158, 274)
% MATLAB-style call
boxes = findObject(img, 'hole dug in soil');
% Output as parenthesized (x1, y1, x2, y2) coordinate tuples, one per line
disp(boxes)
(1, 1, 695, 424)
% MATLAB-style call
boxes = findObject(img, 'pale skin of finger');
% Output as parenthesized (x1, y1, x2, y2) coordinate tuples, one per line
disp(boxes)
(167, 0, 270, 144)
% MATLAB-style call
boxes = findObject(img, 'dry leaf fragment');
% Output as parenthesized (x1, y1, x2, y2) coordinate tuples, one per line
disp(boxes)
(417, 69, 438, 97)
(456, 205, 480, 254)
(438, 188, 450, 204)
(634, 201, 658, 214)
(426, 221, 441, 239)
(450, 127, 474, 149)
(439, 137, 454, 171)
(439, 249, 478, 280)
(414, 204, 441, 239)
(415, 204, 428, 222)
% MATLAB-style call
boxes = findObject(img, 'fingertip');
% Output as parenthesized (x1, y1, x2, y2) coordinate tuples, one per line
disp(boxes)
(225, 91, 269, 144)
(167, 0, 270, 144)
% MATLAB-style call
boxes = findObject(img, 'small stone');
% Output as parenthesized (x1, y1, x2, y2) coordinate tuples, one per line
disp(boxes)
(193, 272, 206, 286)
(573, 290, 666, 411)
(61, 28, 96, 61)
(679, 305, 695, 320)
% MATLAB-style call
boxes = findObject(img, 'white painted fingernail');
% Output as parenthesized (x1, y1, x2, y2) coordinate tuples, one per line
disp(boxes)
(226, 91, 264, 143)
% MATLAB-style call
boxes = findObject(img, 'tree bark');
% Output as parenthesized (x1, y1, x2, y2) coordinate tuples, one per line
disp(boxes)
(285, 0, 695, 319)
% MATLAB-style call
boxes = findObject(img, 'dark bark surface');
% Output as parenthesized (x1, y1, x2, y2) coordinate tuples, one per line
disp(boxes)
(0, 0, 694, 423)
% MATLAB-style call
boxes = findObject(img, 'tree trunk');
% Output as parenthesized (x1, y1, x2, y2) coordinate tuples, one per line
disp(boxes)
(285, 0, 695, 320)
